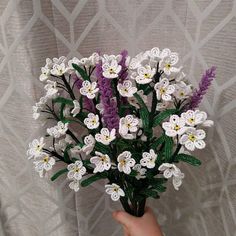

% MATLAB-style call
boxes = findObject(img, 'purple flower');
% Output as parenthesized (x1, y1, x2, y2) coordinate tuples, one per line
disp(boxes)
(187, 66, 216, 110)
(72, 74, 95, 113)
(96, 62, 120, 131)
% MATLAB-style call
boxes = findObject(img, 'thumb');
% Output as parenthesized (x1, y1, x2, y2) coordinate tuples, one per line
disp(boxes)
(112, 210, 135, 228)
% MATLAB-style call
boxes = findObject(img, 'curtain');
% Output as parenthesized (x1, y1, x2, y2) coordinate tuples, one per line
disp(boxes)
(0, 0, 236, 235)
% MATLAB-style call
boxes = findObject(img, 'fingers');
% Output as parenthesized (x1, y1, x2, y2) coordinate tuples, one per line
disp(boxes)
(112, 210, 135, 228)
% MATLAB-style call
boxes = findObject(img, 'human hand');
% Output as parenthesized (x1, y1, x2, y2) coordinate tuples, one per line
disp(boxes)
(112, 207, 164, 236)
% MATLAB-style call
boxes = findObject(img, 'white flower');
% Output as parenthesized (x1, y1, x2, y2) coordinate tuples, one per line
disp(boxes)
(117, 80, 137, 97)
(34, 154, 55, 178)
(67, 160, 86, 180)
(158, 163, 184, 190)
(117, 151, 136, 174)
(54, 134, 72, 153)
(71, 100, 81, 117)
(159, 48, 180, 75)
(105, 183, 125, 201)
(181, 110, 212, 127)
(95, 128, 116, 145)
(135, 65, 156, 84)
(67, 57, 80, 71)
(47, 121, 69, 138)
(80, 80, 99, 99)
(162, 115, 187, 137)
(102, 59, 122, 79)
(69, 179, 80, 192)
(119, 115, 139, 139)
(156, 101, 171, 111)
(128, 90, 147, 108)
(27, 137, 45, 159)
(133, 164, 146, 180)
(90, 151, 111, 173)
(82, 135, 95, 155)
(174, 81, 192, 99)
(32, 106, 40, 120)
(44, 80, 59, 98)
(39, 67, 50, 81)
(84, 113, 100, 129)
(102, 54, 121, 64)
(52, 56, 67, 65)
(179, 127, 206, 151)
(154, 78, 175, 101)
(50, 63, 68, 76)
(96, 103, 104, 114)
(140, 149, 157, 169)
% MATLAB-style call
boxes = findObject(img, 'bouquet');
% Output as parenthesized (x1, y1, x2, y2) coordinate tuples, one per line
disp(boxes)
(27, 48, 215, 217)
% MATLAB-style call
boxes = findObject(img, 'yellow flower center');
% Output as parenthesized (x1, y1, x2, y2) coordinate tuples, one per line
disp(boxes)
(144, 73, 150, 78)
(160, 88, 166, 94)
(188, 134, 196, 141)
(36, 145, 41, 151)
(43, 156, 49, 163)
(174, 125, 180, 131)
(109, 68, 115, 74)
(165, 64, 171, 69)
(188, 118, 195, 124)
(120, 159, 126, 166)
(74, 167, 80, 173)
(114, 187, 119, 192)
(91, 119, 97, 124)
(180, 92, 185, 96)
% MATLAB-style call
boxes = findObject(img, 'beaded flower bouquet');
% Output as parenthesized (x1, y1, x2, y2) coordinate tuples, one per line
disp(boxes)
(27, 48, 215, 217)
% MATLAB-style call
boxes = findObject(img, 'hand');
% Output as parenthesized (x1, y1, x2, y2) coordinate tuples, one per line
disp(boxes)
(112, 207, 164, 236)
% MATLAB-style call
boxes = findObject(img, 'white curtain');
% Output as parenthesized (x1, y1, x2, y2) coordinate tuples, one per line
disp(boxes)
(0, 0, 236, 235)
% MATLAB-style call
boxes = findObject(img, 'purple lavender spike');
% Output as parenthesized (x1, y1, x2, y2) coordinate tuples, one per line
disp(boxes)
(187, 66, 216, 110)
(96, 62, 120, 131)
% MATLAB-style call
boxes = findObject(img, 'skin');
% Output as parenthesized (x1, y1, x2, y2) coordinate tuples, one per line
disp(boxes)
(113, 207, 164, 236)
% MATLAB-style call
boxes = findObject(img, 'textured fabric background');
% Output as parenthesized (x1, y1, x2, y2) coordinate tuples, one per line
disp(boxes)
(0, 0, 236, 235)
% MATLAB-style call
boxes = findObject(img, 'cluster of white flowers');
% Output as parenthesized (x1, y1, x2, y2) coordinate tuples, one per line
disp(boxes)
(27, 137, 56, 177)
(67, 161, 86, 192)
(119, 115, 140, 139)
(47, 121, 69, 138)
(162, 110, 213, 151)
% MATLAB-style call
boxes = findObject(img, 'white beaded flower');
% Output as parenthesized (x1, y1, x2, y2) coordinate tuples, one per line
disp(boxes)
(117, 80, 137, 97)
(179, 127, 206, 151)
(67, 160, 86, 180)
(119, 115, 139, 139)
(47, 121, 68, 138)
(44, 80, 58, 98)
(90, 151, 111, 173)
(117, 151, 136, 174)
(82, 134, 95, 155)
(50, 63, 68, 76)
(105, 183, 125, 201)
(154, 78, 175, 101)
(162, 115, 187, 137)
(69, 179, 80, 192)
(71, 100, 81, 117)
(95, 128, 116, 145)
(27, 137, 45, 159)
(158, 163, 184, 190)
(102, 59, 122, 79)
(181, 110, 213, 127)
(174, 81, 192, 100)
(133, 164, 146, 180)
(159, 48, 180, 75)
(80, 80, 99, 99)
(39, 67, 50, 82)
(140, 149, 157, 169)
(84, 113, 100, 129)
(135, 65, 156, 84)
(34, 154, 56, 178)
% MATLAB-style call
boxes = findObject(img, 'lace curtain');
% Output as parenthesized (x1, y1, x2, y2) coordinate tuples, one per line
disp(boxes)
(0, 0, 236, 235)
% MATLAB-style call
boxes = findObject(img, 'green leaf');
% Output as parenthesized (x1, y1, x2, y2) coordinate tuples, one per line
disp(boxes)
(60, 103, 66, 120)
(64, 144, 73, 163)
(140, 108, 150, 131)
(153, 109, 177, 127)
(72, 63, 90, 81)
(53, 97, 73, 105)
(81, 173, 107, 187)
(164, 136, 173, 162)
(51, 168, 68, 181)
(150, 135, 165, 149)
(176, 153, 201, 166)
(94, 142, 111, 154)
